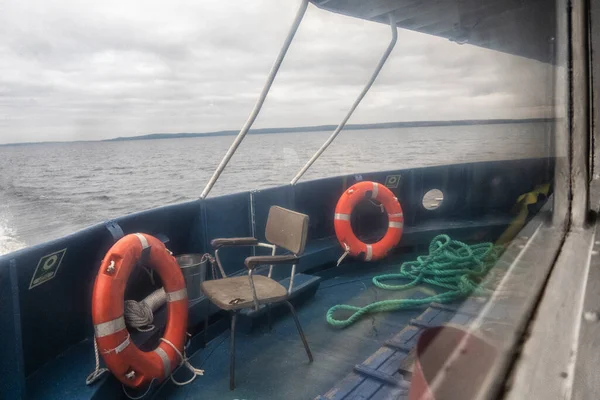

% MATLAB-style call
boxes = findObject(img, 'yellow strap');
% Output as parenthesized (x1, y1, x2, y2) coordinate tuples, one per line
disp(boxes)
(496, 183, 550, 246)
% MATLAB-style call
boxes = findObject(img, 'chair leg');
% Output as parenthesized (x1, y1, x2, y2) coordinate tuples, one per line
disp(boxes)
(203, 300, 210, 348)
(284, 301, 313, 363)
(267, 304, 273, 332)
(230, 312, 238, 391)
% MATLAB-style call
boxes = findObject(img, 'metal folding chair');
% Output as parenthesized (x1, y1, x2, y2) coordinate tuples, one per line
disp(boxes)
(200, 206, 313, 390)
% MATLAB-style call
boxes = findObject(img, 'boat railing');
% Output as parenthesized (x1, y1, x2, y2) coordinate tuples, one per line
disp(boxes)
(290, 14, 398, 184)
(200, 0, 399, 198)
(200, 0, 309, 199)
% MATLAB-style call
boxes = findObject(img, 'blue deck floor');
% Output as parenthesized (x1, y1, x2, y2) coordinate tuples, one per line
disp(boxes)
(155, 256, 433, 400)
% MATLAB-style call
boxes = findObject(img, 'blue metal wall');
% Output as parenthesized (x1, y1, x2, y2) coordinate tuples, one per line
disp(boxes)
(0, 260, 26, 398)
(0, 200, 201, 378)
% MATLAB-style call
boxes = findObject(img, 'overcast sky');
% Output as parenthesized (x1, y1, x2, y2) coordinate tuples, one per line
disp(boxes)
(0, 0, 557, 144)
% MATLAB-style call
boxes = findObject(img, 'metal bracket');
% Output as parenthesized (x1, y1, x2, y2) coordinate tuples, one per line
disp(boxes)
(105, 221, 124, 242)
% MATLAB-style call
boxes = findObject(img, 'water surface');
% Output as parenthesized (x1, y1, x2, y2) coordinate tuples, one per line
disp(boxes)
(0, 123, 552, 254)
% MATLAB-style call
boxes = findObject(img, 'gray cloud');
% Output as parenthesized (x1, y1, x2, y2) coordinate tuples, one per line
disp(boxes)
(0, 0, 558, 144)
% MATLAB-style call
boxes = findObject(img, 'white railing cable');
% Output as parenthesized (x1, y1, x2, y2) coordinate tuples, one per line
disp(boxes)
(290, 14, 398, 185)
(200, 0, 309, 199)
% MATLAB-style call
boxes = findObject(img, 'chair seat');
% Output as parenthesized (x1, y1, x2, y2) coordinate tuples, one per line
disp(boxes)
(200, 275, 288, 310)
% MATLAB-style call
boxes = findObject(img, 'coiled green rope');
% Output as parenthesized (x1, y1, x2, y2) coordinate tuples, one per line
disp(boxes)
(326, 234, 503, 328)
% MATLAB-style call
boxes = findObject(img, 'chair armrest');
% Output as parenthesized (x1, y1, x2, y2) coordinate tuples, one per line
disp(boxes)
(211, 237, 259, 249)
(244, 254, 299, 269)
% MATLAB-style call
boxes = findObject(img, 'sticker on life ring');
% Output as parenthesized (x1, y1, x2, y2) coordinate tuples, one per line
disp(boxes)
(29, 248, 67, 289)
(385, 175, 401, 189)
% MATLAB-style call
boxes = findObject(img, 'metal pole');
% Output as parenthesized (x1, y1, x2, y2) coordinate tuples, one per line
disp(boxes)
(290, 14, 398, 185)
(229, 312, 237, 390)
(200, 0, 309, 199)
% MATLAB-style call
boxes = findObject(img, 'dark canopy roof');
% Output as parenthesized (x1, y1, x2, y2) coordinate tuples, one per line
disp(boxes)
(310, 0, 557, 64)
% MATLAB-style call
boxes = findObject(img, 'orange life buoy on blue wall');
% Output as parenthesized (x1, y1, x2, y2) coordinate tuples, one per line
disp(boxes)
(91, 233, 188, 388)
(334, 181, 404, 261)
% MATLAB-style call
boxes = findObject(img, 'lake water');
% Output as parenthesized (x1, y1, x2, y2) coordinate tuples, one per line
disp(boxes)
(0, 123, 552, 255)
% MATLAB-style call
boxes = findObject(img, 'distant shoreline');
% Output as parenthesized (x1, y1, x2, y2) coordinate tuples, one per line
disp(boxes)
(0, 118, 555, 146)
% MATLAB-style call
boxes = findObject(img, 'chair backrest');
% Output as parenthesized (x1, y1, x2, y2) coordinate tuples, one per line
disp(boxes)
(265, 206, 309, 256)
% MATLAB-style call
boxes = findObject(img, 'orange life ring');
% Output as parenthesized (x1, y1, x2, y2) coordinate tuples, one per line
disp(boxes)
(91, 233, 188, 389)
(334, 181, 404, 261)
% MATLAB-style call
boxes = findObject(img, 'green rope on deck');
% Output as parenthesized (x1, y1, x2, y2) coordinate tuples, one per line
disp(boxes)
(326, 234, 503, 328)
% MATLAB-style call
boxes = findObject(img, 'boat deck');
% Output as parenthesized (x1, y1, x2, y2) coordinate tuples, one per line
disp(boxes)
(21, 237, 513, 400)
(154, 254, 485, 400)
